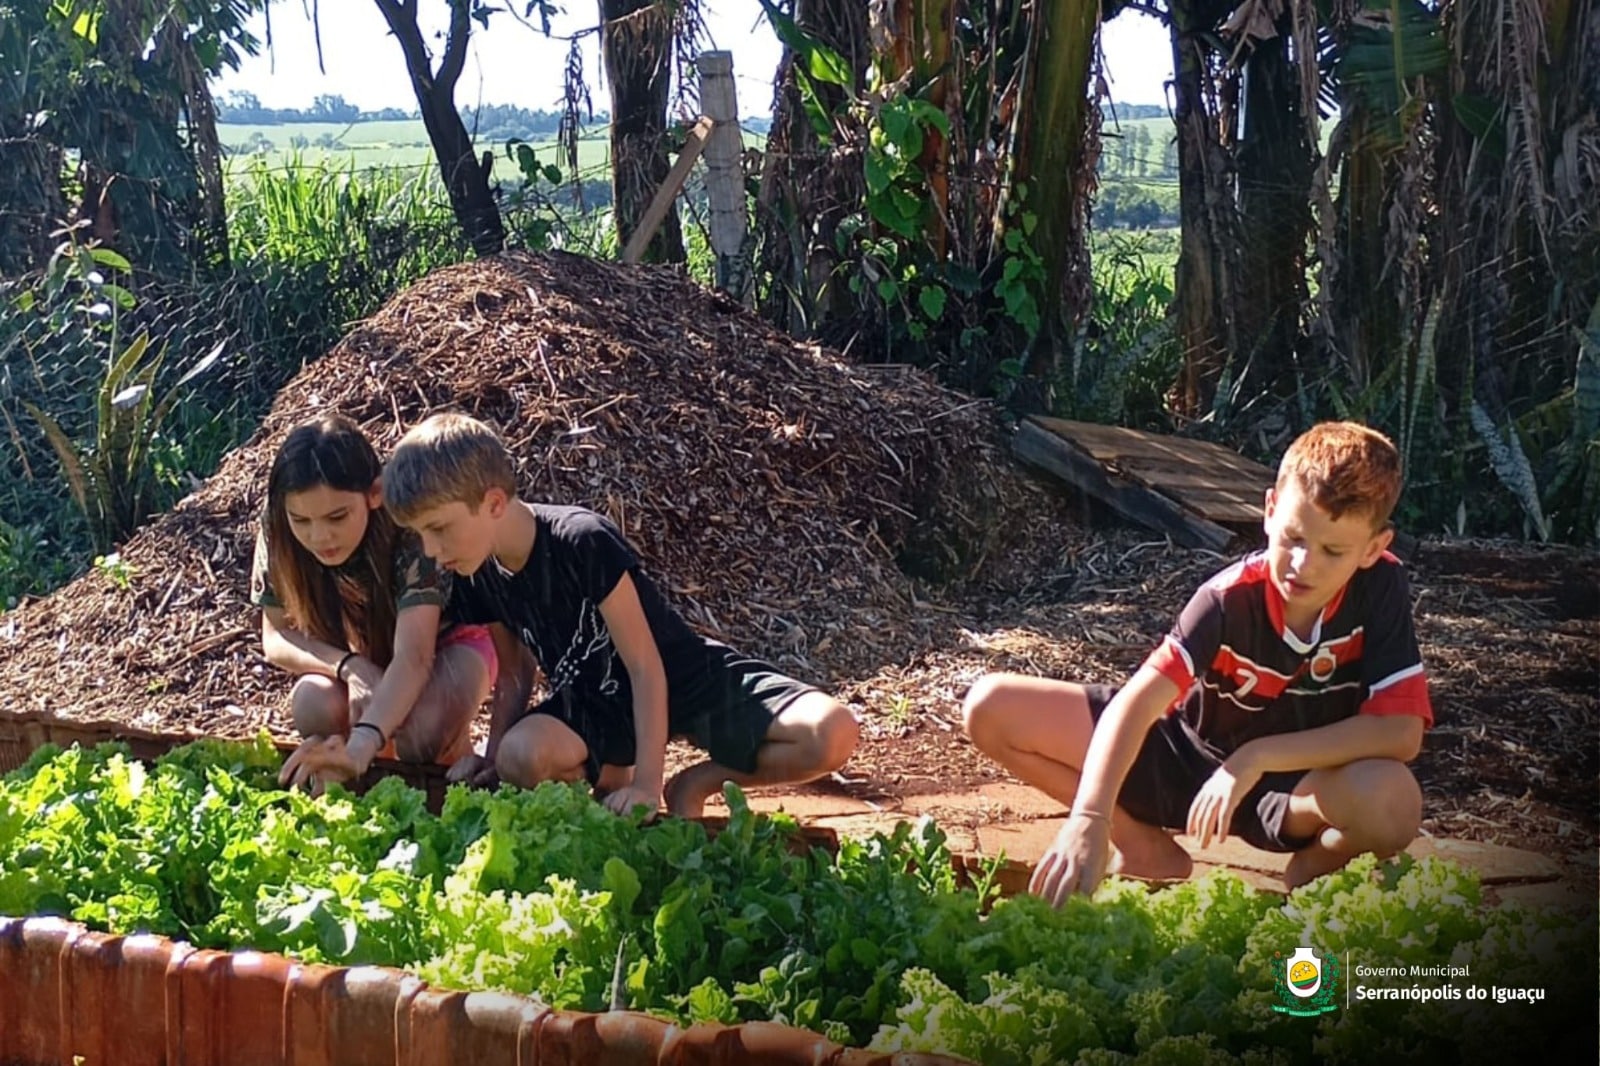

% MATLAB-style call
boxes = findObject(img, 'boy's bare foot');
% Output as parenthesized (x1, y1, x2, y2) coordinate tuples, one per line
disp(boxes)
(1283, 842, 1353, 889)
(663, 763, 724, 819)
(1106, 826, 1194, 882)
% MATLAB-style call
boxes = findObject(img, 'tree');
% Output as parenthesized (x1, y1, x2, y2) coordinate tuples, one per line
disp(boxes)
(372, 0, 505, 256)
(0, 0, 260, 274)
(312, 94, 361, 123)
(598, 0, 687, 263)
(755, 0, 1100, 395)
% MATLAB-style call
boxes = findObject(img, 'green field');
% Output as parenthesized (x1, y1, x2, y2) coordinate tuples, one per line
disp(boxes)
(219, 120, 613, 179)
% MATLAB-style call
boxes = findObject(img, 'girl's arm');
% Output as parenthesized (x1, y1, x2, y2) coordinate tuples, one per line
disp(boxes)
(261, 605, 351, 678)
(339, 603, 441, 767)
(598, 572, 670, 814)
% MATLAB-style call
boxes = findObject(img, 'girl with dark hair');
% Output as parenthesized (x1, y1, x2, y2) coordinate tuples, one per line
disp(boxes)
(251, 414, 495, 794)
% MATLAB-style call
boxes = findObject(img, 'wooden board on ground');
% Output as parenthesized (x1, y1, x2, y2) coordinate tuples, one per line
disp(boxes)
(1013, 416, 1276, 549)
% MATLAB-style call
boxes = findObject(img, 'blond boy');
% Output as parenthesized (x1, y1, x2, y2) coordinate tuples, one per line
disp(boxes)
(379, 413, 859, 818)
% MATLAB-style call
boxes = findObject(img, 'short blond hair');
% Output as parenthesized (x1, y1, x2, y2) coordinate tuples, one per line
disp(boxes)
(1277, 421, 1402, 529)
(383, 412, 516, 523)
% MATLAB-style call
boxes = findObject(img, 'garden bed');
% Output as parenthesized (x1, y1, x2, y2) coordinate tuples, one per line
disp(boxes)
(2, 737, 1595, 1066)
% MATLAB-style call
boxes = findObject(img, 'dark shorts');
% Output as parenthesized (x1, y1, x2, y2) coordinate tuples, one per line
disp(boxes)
(1084, 684, 1315, 853)
(521, 644, 819, 785)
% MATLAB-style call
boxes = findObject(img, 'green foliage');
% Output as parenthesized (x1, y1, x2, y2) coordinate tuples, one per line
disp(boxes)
(1, 739, 1592, 1066)
(1053, 230, 1180, 427)
(10, 228, 224, 552)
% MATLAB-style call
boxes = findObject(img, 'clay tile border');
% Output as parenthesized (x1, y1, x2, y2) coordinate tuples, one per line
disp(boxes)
(0, 916, 979, 1066)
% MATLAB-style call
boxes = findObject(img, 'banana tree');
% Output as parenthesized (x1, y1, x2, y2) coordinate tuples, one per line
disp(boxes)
(755, 0, 1100, 395)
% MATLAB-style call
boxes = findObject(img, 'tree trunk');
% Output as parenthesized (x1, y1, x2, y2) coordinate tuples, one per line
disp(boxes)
(153, 21, 230, 269)
(1169, 0, 1239, 417)
(1234, 22, 1312, 398)
(0, 136, 67, 274)
(1011, 0, 1099, 382)
(373, 0, 504, 257)
(756, 0, 871, 335)
(600, 0, 684, 264)
(881, 0, 953, 259)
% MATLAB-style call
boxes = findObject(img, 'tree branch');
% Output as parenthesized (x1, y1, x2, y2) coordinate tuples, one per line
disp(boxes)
(437, 0, 472, 96)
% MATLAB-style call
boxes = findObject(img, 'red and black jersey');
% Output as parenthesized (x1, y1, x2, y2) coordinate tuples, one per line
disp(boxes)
(1143, 550, 1432, 756)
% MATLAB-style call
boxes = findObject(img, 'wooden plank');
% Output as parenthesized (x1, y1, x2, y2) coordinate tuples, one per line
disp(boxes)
(1013, 420, 1235, 551)
(1027, 416, 1274, 526)
(620, 115, 716, 265)
(1033, 415, 1276, 479)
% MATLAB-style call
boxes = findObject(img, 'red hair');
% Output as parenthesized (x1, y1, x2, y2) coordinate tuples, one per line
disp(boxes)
(1276, 422, 1402, 528)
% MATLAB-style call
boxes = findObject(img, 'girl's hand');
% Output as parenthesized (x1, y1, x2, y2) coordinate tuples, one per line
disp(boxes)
(280, 733, 376, 796)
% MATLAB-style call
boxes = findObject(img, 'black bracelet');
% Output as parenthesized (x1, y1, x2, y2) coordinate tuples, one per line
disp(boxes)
(351, 721, 386, 746)
(335, 651, 356, 681)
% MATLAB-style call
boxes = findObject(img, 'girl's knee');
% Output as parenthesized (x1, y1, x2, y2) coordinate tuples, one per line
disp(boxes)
(392, 718, 450, 764)
(291, 674, 347, 736)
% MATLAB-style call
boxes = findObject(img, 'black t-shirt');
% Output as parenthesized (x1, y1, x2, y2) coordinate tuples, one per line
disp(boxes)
(1144, 550, 1433, 756)
(448, 504, 709, 712)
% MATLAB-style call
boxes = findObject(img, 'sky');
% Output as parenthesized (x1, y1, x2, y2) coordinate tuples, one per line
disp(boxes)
(212, 4, 1175, 116)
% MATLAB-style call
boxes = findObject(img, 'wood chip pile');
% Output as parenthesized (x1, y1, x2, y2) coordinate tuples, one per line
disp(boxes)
(0, 251, 1074, 737)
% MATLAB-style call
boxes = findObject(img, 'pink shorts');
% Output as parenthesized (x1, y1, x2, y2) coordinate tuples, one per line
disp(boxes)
(439, 623, 498, 679)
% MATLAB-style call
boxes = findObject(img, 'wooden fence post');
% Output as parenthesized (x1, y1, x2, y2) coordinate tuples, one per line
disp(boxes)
(696, 51, 749, 300)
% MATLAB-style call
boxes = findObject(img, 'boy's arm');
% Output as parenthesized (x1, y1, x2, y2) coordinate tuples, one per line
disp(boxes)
(444, 623, 533, 787)
(1188, 711, 1425, 848)
(597, 572, 669, 815)
(1031, 664, 1181, 906)
(1232, 713, 1424, 775)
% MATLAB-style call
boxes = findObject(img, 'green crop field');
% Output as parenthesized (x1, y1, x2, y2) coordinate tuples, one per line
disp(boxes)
(219, 120, 614, 179)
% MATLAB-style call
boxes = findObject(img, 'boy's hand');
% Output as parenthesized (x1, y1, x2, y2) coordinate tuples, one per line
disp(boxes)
(601, 784, 661, 817)
(1030, 814, 1112, 906)
(1186, 757, 1263, 848)
(446, 753, 500, 788)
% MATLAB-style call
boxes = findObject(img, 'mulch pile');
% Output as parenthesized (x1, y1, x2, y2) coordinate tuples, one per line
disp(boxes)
(0, 251, 1073, 734)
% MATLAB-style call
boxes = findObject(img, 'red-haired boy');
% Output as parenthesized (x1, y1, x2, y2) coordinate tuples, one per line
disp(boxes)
(963, 422, 1431, 903)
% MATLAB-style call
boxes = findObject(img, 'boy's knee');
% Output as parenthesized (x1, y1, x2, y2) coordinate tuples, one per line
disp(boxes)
(1350, 760, 1422, 853)
(812, 700, 859, 770)
(493, 732, 538, 789)
(291, 675, 346, 736)
(960, 673, 1013, 746)
(493, 727, 573, 790)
